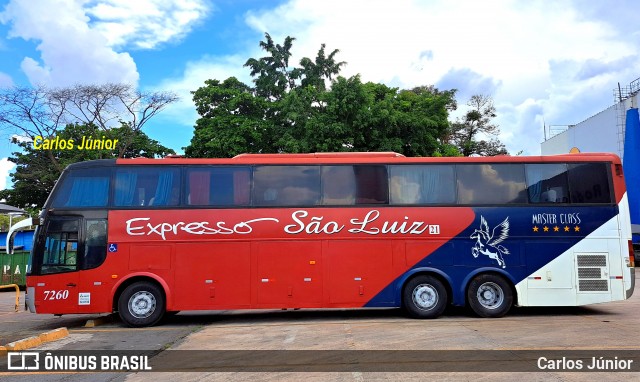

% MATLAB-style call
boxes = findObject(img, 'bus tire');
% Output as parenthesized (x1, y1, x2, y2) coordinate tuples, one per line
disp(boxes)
(118, 281, 165, 327)
(403, 275, 448, 319)
(467, 274, 512, 318)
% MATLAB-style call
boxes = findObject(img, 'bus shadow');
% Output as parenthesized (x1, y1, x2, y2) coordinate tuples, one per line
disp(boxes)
(160, 308, 405, 326)
(508, 305, 618, 318)
(153, 303, 619, 327)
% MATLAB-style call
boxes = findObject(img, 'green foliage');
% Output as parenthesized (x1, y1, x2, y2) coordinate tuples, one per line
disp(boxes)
(0, 214, 29, 231)
(448, 94, 508, 156)
(185, 33, 457, 158)
(0, 123, 174, 209)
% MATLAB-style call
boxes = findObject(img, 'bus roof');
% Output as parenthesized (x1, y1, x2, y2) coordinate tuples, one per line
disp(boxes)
(105, 152, 622, 166)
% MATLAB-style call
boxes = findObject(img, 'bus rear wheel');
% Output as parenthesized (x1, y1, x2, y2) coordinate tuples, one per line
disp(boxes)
(467, 274, 513, 318)
(403, 275, 448, 319)
(118, 281, 165, 327)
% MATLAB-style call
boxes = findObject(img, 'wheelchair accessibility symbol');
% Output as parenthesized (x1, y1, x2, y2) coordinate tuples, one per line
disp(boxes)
(108, 243, 118, 253)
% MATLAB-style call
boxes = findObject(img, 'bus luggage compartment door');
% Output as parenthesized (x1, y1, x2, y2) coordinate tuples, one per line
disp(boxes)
(256, 241, 322, 306)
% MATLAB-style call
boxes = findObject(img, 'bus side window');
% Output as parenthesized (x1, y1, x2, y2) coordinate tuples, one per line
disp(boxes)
(457, 164, 527, 205)
(390, 175, 421, 204)
(353, 165, 388, 205)
(52, 168, 110, 208)
(84, 220, 107, 270)
(525, 164, 570, 204)
(389, 165, 455, 205)
(115, 167, 181, 207)
(187, 170, 210, 205)
(322, 166, 356, 205)
(567, 163, 611, 204)
(253, 166, 321, 206)
(186, 167, 251, 206)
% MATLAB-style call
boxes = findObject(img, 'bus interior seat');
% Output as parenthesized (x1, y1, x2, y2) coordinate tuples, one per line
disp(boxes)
(541, 189, 557, 202)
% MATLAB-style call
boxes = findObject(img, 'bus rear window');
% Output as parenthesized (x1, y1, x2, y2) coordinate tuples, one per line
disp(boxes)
(186, 167, 250, 206)
(52, 168, 110, 208)
(114, 167, 181, 207)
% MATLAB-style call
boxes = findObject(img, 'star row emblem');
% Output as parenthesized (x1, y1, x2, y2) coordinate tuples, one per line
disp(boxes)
(532, 225, 580, 232)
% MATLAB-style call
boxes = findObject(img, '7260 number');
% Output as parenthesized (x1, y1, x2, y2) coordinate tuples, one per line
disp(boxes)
(43, 290, 69, 300)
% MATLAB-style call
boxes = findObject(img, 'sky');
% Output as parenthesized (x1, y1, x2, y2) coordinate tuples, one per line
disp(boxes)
(0, 0, 639, 190)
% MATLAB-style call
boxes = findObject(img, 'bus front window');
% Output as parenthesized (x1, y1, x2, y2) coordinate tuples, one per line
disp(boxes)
(40, 218, 79, 275)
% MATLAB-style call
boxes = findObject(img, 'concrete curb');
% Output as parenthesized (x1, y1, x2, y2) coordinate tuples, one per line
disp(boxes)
(0, 327, 69, 351)
(84, 314, 114, 328)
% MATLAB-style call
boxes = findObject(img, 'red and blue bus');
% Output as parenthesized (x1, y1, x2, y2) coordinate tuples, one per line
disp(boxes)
(13, 152, 635, 326)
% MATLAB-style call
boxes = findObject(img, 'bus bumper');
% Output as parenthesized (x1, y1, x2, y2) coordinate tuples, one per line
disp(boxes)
(25, 287, 37, 313)
(627, 269, 635, 299)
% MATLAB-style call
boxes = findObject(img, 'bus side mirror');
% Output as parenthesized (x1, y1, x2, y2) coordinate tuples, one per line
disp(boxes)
(6, 218, 38, 255)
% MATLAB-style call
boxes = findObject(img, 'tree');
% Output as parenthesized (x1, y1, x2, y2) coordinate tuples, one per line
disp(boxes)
(0, 83, 178, 169)
(448, 94, 508, 156)
(0, 123, 174, 209)
(187, 77, 276, 157)
(297, 43, 346, 91)
(185, 33, 457, 158)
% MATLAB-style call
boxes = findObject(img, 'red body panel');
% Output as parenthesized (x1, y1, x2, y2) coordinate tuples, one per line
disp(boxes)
(29, 207, 474, 313)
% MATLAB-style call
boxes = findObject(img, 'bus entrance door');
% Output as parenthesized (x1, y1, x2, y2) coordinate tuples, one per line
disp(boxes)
(35, 216, 81, 313)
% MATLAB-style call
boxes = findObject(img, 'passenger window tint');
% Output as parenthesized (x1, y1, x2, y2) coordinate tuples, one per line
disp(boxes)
(567, 163, 611, 204)
(253, 166, 320, 206)
(84, 219, 107, 270)
(354, 166, 388, 204)
(526, 164, 570, 203)
(389, 165, 455, 204)
(52, 168, 110, 207)
(457, 164, 527, 204)
(322, 166, 356, 205)
(186, 167, 250, 206)
(321, 165, 388, 205)
(114, 167, 180, 207)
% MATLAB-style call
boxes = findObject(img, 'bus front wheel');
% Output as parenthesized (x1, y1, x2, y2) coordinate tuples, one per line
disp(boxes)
(403, 275, 448, 319)
(467, 274, 513, 318)
(118, 281, 165, 327)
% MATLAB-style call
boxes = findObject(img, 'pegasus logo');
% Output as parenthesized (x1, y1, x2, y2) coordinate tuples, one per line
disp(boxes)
(470, 216, 510, 268)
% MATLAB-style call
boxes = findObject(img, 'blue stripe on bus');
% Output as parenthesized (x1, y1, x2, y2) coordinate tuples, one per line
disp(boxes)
(365, 206, 619, 308)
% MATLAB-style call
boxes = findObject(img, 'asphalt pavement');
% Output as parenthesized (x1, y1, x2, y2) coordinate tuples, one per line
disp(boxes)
(1, 269, 639, 381)
(0, 290, 94, 346)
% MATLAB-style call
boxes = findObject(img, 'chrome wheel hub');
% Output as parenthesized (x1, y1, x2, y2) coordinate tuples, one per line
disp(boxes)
(476, 282, 504, 309)
(412, 284, 438, 311)
(128, 291, 156, 318)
